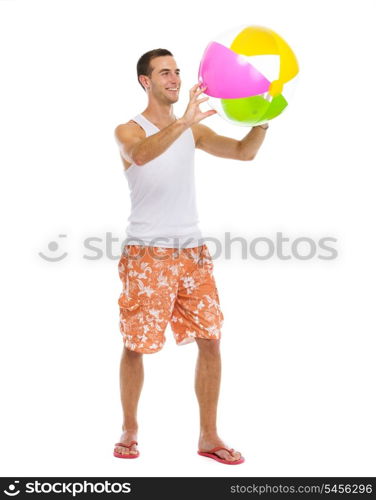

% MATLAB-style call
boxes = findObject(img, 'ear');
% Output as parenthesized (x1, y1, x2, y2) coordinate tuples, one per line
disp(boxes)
(139, 75, 149, 90)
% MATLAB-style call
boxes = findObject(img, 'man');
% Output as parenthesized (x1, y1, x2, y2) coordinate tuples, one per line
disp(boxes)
(113, 48, 268, 464)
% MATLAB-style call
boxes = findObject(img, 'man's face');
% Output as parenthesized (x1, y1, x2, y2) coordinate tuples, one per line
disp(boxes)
(145, 56, 181, 103)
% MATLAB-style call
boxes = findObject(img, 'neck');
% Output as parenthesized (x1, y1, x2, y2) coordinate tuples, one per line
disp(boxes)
(142, 100, 176, 124)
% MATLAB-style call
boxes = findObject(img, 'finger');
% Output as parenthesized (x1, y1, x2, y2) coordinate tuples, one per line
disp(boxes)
(203, 110, 217, 118)
(191, 83, 206, 94)
(196, 96, 209, 104)
(196, 85, 207, 94)
(190, 83, 201, 94)
(191, 89, 208, 104)
(189, 83, 202, 101)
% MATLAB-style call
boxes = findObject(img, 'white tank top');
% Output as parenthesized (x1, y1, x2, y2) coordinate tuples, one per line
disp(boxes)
(122, 113, 203, 248)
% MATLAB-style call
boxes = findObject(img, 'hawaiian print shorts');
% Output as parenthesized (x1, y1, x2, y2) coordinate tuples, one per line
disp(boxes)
(117, 244, 224, 354)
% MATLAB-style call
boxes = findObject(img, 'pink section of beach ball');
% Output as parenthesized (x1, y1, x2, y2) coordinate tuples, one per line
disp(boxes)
(198, 41, 270, 99)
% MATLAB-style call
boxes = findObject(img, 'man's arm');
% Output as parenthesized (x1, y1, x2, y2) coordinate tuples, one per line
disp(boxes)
(115, 83, 216, 167)
(114, 120, 189, 166)
(194, 123, 269, 161)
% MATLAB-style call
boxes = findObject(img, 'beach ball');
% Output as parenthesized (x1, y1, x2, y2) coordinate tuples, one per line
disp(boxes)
(198, 25, 299, 126)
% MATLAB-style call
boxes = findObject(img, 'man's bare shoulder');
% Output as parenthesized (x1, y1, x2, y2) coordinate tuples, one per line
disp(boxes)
(114, 120, 145, 142)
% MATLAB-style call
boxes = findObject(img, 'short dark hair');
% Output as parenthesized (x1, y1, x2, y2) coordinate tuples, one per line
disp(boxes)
(136, 48, 173, 91)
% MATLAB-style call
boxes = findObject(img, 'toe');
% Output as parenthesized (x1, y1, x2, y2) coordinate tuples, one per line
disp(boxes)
(121, 446, 130, 455)
(221, 449, 241, 461)
(215, 449, 233, 461)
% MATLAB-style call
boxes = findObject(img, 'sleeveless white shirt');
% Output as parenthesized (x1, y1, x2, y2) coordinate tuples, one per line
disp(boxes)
(122, 113, 204, 248)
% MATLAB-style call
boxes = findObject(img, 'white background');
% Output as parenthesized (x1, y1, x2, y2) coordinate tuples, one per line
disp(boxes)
(1, 0, 375, 478)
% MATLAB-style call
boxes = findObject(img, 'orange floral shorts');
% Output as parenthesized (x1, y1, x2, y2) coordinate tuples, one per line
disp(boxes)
(117, 244, 224, 354)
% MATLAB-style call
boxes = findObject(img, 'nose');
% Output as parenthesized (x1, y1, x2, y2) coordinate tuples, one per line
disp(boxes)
(170, 75, 180, 85)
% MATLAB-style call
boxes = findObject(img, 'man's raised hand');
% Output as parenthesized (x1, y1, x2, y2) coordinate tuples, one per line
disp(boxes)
(181, 83, 217, 127)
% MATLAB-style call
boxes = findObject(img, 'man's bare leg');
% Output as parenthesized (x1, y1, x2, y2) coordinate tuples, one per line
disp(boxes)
(195, 338, 242, 462)
(115, 346, 144, 456)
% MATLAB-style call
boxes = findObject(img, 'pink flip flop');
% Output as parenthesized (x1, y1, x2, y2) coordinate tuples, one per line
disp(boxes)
(198, 446, 245, 465)
(113, 440, 140, 459)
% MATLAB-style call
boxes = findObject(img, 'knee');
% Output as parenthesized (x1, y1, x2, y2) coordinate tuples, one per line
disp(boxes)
(123, 345, 143, 360)
(196, 338, 221, 357)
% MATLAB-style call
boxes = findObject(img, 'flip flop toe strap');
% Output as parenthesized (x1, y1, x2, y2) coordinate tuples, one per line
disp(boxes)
(202, 446, 235, 456)
(114, 440, 138, 448)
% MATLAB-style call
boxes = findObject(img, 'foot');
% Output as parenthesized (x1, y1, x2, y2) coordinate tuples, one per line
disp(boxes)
(198, 434, 243, 462)
(114, 429, 138, 456)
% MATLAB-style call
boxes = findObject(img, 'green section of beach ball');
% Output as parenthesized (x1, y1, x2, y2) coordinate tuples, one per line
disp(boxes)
(221, 94, 288, 125)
